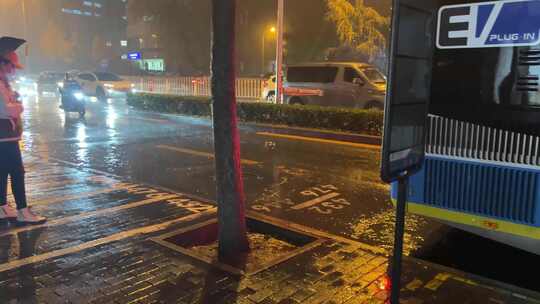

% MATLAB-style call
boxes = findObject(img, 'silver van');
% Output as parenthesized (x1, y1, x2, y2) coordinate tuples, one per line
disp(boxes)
(283, 62, 387, 109)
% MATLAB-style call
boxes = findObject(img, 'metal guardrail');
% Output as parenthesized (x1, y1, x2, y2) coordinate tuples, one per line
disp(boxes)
(124, 76, 265, 100)
(427, 115, 540, 166)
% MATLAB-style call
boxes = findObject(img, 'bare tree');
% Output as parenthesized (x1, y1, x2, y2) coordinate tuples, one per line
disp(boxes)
(211, 0, 250, 258)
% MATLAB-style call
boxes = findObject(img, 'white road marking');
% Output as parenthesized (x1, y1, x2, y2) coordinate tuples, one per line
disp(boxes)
(291, 192, 341, 210)
(256, 132, 381, 150)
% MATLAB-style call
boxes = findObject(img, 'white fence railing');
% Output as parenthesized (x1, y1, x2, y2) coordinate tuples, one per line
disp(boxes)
(427, 114, 540, 166)
(124, 76, 265, 100)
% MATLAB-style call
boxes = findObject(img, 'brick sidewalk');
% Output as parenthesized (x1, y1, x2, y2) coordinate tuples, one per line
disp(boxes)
(0, 156, 538, 304)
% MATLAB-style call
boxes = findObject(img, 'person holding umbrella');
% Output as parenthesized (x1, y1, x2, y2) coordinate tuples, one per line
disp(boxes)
(0, 37, 46, 225)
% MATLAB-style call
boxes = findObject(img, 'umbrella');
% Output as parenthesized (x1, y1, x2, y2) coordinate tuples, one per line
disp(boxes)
(0, 37, 26, 57)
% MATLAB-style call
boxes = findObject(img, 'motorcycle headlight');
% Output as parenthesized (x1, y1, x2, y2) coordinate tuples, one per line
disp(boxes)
(73, 92, 84, 100)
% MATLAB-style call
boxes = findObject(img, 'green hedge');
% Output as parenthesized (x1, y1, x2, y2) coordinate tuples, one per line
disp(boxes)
(127, 93, 383, 136)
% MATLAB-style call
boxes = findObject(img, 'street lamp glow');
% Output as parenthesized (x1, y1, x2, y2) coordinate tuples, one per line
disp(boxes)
(262, 26, 277, 73)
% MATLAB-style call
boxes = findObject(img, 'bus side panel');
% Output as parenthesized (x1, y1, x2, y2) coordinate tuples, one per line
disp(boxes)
(390, 165, 426, 204)
(536, 177, 540, 226)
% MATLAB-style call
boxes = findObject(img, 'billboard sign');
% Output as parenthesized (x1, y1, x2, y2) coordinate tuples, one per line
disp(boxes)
(127, 52, 141, 61)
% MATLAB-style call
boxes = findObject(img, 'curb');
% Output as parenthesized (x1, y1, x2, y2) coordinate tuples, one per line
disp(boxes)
(246, 122, 382, 146)
(405, 256, 540, 303)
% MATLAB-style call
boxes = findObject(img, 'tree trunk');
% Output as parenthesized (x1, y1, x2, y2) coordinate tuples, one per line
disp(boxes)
(211, 0, 250, 258)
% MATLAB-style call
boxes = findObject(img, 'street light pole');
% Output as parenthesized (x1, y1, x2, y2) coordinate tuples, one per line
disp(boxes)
(275, 0, 284, 104)
(261, 27, 276, 75)
(262, 34, 265, 74)
(21, 0, 29, 69)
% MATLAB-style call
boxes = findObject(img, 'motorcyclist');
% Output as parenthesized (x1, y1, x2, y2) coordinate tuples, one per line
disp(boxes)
(59, 73, 85, 117)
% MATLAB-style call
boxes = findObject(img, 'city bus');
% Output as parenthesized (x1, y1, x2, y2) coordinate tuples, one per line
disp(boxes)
(392, 2, 540, 255)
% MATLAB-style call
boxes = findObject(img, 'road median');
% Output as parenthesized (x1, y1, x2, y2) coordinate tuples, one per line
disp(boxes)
(127, 93, 384, 136)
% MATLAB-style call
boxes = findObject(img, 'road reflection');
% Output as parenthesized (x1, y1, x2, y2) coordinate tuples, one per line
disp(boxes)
(0, 226, 46, 303)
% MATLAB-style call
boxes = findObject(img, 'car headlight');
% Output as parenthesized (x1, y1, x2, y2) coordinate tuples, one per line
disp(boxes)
(73, 92, 84, 100)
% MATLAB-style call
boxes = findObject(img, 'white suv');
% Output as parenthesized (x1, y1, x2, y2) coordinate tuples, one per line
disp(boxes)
(76, 72, 133, 101)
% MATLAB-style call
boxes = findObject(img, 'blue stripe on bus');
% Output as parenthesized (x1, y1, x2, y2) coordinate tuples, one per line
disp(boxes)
(392, 156, 540, 227)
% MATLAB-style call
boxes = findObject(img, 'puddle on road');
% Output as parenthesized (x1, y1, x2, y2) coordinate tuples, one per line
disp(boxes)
(348, 209, 428, 255)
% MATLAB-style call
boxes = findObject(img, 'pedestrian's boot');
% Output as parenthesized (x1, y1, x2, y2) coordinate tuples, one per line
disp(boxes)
(16, 208, 47, 225)
(0, 205, 17, 223)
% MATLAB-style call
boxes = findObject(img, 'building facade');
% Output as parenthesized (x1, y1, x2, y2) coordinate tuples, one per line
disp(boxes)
(60, 0, 128, 72)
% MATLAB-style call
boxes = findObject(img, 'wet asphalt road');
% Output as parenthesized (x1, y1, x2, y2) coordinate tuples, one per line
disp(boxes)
(20, 95, 441, 255)
(19, 94, 540, 292)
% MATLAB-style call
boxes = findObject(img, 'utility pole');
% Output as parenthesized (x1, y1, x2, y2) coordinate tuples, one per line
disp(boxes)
(21, 0, 29, 70)
(262, 27, 276, 74)
(275, 0, 284, 104)
(262, 34, 265, 74)
(211, 0, 250, 259)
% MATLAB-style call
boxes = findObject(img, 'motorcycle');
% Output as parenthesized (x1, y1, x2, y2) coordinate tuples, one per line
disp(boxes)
(59, 81, 86, 118)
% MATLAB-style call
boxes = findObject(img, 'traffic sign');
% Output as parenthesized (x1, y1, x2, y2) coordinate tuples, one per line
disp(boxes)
(381, 1, 437, 303)
(381, 0, 436, 183)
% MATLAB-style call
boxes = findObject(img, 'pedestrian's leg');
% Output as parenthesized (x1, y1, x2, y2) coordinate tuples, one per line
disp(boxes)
(9, 142, 46, 225)
(10, 168, 28, 210)
(0, 171, 7, 206)
(0, 143, 17, 220)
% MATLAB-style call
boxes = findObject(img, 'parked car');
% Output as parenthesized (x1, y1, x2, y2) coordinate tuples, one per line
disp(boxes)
(37, 72, 64, 97)
(75, 72, 133, 101)
(283, 62, 387, 109)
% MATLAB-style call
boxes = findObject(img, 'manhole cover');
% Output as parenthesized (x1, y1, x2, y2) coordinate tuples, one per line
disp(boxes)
(152, 214, 326, 275)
